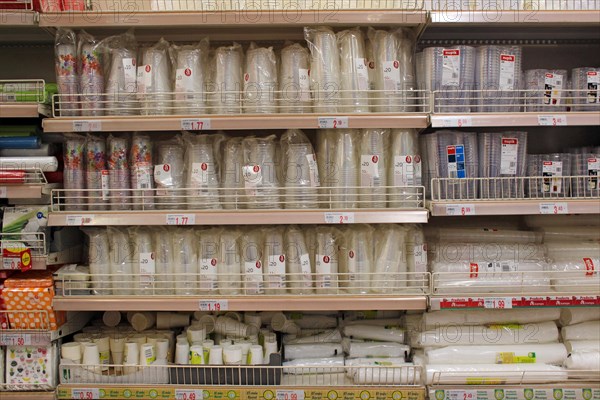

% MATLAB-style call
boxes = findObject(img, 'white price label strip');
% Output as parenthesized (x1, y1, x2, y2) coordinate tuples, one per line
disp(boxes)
(318, 116, 349, 129)
(276, 390, 305, 400)
(72, 120, 102, 132)
(2, 256, 20, 270)
(166, 214, 196, 225)
(445, 204, 476, 216)
(66, 214, 95, 226)
(445, 390, 477, 400)
(484, 297, 513, 309)
(437, 116, 472, 128)
(0, 186, 7, 198)
(199, 300, 228, 312)
(539, 202, 569, 214)
(324, 212, 355, 224)
(538, 115, 567, 126)
(175, 389, 204, 400)
(71, 388, 100, 399)
(181, 118, 211, 131)
(0, 333, 31, 346)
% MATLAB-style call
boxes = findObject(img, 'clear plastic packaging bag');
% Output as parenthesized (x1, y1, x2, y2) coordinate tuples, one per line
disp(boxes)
(85, 134, 109, 210)
(372, 225, 408, 293)
(219, 230, 242, 295)
(198, 228, 221, 294)
(107, 134, 131, 210)
(107, 227, 134, 295)
(339, 224, 374, 294)
(184, 132, 222, 209)
(244, 43, 278, 114)
(359, 129, 389, 208)
(172, 228, 198, 295)
(155, 136, 185, 209)
(210, 43, 243, 114)
(153, 227, 174, 295)
(138, 38, 173, 115)
(263, 227, 287, 295)
(388, 129, 422, 207)
(240, 229, 265, 295)
(78, 30, 104, 117)
(170, 39, 209, 114)
(305, 26, 341, 113)
(279, 43, 312, 113)
(83, 228, 111, 295)
(314, 227, 339, 294)
(242, 135, 281, 209)
(128, 227, 156, 295)
(103, 30, 138, 115)
(221, 137, 245, 209)
(285, 225, 314, 294)
(281, 129, 320, 209)
(337, 28, 370, 113)
(55, 28, 80, 117)
(63, 134, 86, 211)
(130, 133, 154, 210)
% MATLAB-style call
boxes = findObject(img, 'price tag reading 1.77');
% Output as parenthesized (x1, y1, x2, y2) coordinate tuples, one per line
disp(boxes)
(199, 300, 228, 312)
(175, 389, 204, 400)
(484, 297, 513, 309)
(318, 116, 349, 129)
(166, 214, 196, 225)
(445, 204, 476, 216)
(71, 388, 100, 399)
(181, 118, 211, 131)
(276, 390, 305, 400)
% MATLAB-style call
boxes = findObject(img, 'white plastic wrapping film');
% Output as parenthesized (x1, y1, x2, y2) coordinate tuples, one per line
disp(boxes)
(426, 343, 567, 365)
(340, 224, 373, 294)
(55, 28, 80, 117)
(426, 363, 568, 385)
(281, 129, 319, 209)
(171, 39, 209, 114)
(172, 228, 198, 295)
(524, 69, 568, 112)
(107, 227, 134, 295)
(241, 230, 264, 295)
(305, 26, 342, 113)
(406, 225, 427, 287)
(63, 134, 86, 211)
(139, 38, 173, 115)
(244, 44, 278, 114)
(0, 156, 58, 171)
(475, 45, 523, 112)
(129, 228, 155, 295)
(352, 365, 420, 385)
(104, 31, 138, 116)
(344, 340, 410, 358)
(416, 321, 560, 348)
(284, 343, 343, 360)
(565, 340, 600, 353)
(372, 225, 408, 293)
(283, 357, 345, 374)
(283, 329, 342, 344)
(221, 137, 244, 209)
(211, 43, 243, 114)
(242, 135, 281, 209)
(425, 227, 542, 244)
(184, 133, 221, 209)
(337, 28, 370, 113)
(422, 309, 560, 329)
(560, 308, 600, 326)
(561, 321, 600, 341)
(388, 129, 422, 207)
(130, 133, 155, 211)
(154, 227, 175, 295)
(314, 227, 339, 293)
(83, 228, 112, 295)
(331, 129, 360, 208)
(285, 226, 314, 294)
(564, 351, 600, 370)
(359, 129, 389, 208)
(155, 138, 185, 210)
(279, 43, 312, 113)
(107, 135, 131, 211)
(198, 228, 220, 293)
(343, 324, 405, 343)
(263, 227, 287, 294)
(548, 243, 599, 292)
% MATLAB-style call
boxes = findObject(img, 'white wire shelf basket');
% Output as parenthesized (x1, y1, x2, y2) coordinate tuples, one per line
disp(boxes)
(54, 271, 431, 297)
(431, 270, 600, 296)
(425, 0, 600, 10)
(0, 168, 47, 185)
(427, 369, 600, 386)
(0, 310, 51, 333)
(0, 79, 47, 104)
(431, 89, 600, 114)
(0, 231, 47, 271)
(50, 186, 426, 212)
(430, 176, 600, 201)
(50, 89, 431, 118)
(59, 362, 423, 387)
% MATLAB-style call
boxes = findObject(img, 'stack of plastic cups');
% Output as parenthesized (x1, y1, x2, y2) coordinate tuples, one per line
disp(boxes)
(140, 41, 173, 115)
(241, 231, 264, 295)
(332, 130, 360, 208)
(571, 67, 600, 111)
(243, 137, 280, 209)
(285, 227, 313, 294)
(279, 44, 312, 113)
(219, 231, 242, 295)
(571, 152, 600, 198)
(79, 36, 104, 116)
(283, 141, 319, 209)
(154, 229, 174, 295)
(105, 47, 138, 115)
(315, 228, 338, 294)
(343, 226, 372, 294)
(359, 129, 388, 208)
(316, 129, 335, 208)
(56, 38, 80, 116)
(337, 28, 370, 113)
(221, 138, 244, 209)
(388, 129, 422, 207)
(372, 226, 407, 294)
(526, 154, 541, 198)
(370, 28, 416, 113)
(64, 136, 86, 211)
(307, 27, 341, 113)
(107, 136, 131, 210)
(212, 44, 243, 114)
(198, 229, 219, 294)
(173, 44, 207, 114)
(244, 46, 278, 114)
(524, 69, 568, 112)
(108, 228, 133, 295)
(185, 135, 221, 209)
(173, 229, 198, 295)
(420, 132, 440, 199)
(130, 134, 154, 210)
(156, 141, 185, 210)
(85, 228, 111, 295)
(475, 46, 523, 112)
(131, 229, 155, 295)
(85, 135, 109, 210)
(263, 228, 286, 295)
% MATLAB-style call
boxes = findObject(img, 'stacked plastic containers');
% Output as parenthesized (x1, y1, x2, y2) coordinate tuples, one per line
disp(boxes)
(475, 45, 523, 112)
(337, 28, 370, 113)
(524, 69, 568, 112)
(569, 148, 600, 198)
(171, 40, 209, 114)
(244, 44, 278, 114)
(571, 67, 600, 111)
(305, 27, 342, 113)
(279, 43, 312, 113)
(139, 39, 173, 116)
(527, 153, 573, 198)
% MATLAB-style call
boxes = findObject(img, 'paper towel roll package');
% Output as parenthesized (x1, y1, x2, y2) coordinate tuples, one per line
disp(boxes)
(565, 340, 600, 353)
(564, 351, 600, 370)
(562, 321, 600, 341)
(284, 343, 343, 360)
(425, 343, 567, 365)
(417, 321, 560, 348)
(426, 363, 568, 385)
(560, 308, 600, 326)
(343, 324, 405, 343)
(422, 309, 560, 329)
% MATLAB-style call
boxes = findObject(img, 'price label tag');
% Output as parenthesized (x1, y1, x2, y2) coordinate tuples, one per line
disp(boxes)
(324, 212, 355, 224)
(72, 120, 102, 132)
(538, 115, 567, 126)
(539, 202, 569, 214)
(166, 214, 196, 225)
(199, 300, 228, 312)
(71, 388, 100, 399)
(445, 390, 477, 400)
(437, 116, 473, 128)
(181, 118, 211, 131)
(0, 187, 7, 198)
(0, 333, 31, 346)
(484, 297, 513, 309)
(66, 215, 95, 226)
(2, 249, 31, 271)
(276, 390, 305, 400)
(318, 116, 349, 129)
(445, 204, 476, 216)
(175, 389, 204, 400)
